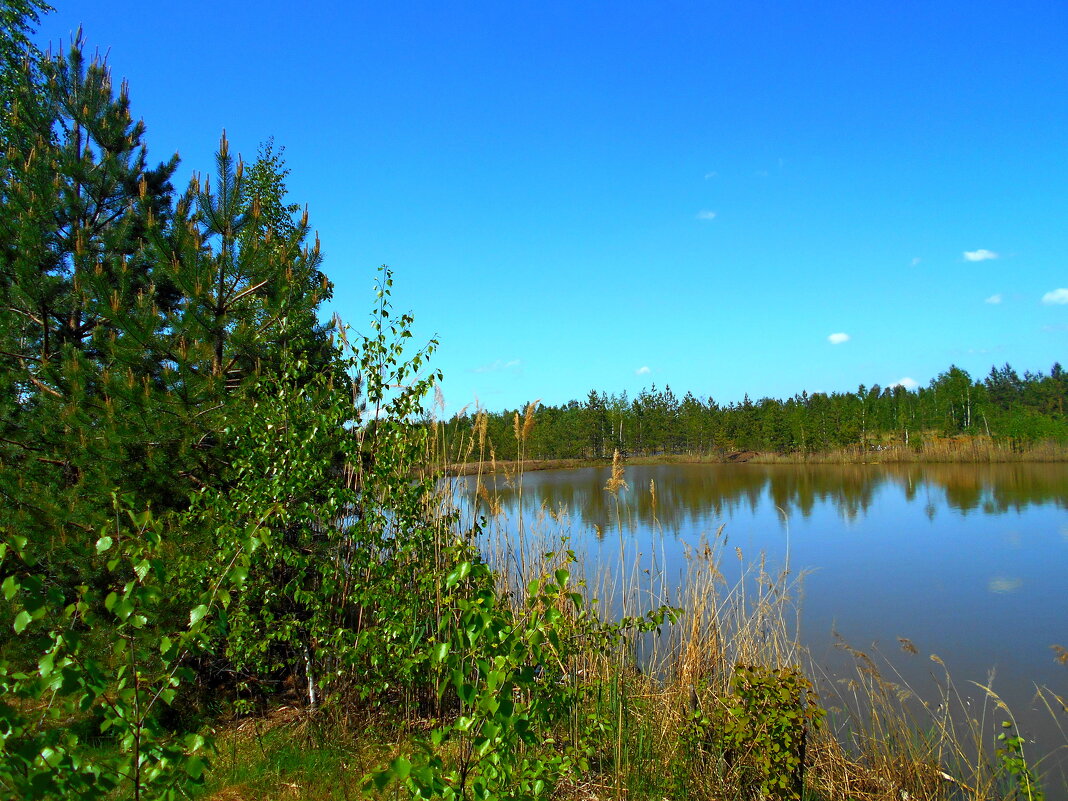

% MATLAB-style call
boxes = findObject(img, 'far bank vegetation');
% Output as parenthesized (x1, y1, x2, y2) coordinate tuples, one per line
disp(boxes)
(434, 367, 1068, 468)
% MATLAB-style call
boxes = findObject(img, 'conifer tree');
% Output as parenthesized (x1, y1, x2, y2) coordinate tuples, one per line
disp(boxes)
(0, 0, 52, 149)
(1, 35, 335, 573)
(1, 32, 182, 559)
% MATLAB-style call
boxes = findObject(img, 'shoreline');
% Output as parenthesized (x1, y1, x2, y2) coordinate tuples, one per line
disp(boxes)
(437, 442, 1068, 476)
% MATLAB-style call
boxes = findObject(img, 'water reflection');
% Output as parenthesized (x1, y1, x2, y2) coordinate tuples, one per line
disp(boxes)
(464, 462, 1068, 538)
(457, 462, 1068, 789)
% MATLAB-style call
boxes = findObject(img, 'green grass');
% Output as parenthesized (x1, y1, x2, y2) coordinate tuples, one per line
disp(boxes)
(198, 710, 403, 801)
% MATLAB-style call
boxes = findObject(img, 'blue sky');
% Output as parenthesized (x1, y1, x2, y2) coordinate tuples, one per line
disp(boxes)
(33, 1, 1068, 414)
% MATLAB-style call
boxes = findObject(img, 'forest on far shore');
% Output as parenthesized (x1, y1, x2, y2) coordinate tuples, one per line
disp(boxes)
(435, 363, 1068, 462)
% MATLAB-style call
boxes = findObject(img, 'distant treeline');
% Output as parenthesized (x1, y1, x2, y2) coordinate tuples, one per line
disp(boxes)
(437, 363, 1068, 461)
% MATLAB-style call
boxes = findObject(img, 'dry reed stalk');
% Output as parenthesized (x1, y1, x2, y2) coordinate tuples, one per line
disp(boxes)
(750, 435, 1068, 465)
(476, 410, 488, 455)
(476, 482, 501, 517)
(605, 449, 628, 495)
(423, 440, 1068, 801)
(523, 400, 540, 441)
(806, 637, 1054, 801)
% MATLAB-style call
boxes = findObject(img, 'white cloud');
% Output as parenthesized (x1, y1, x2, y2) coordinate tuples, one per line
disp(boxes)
(754, 169, 769, 178)
(827, 332, 850, 345)
(910, 257, 922, 267)
(471, 359, 521, 374)
(703, 171, 718, 179)
(985, 294, 1002, 304)
(635, 366, 651, 376)
(963, 249, 998, 262)
(696, 210, 717, 220)
(1041, 288, 1068, 305)
(892, 377, 919, 390)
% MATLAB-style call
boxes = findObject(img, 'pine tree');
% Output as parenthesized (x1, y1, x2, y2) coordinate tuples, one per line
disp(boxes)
(1, 36, 336, 571)
(1, 33, 182, 555)
(0, 0, 53, 149)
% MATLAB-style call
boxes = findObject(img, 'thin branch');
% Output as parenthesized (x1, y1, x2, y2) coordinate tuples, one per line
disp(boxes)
(193, 403, 224, 420)
(226, 278, 269, 308)
(25, 372, 62, 398)
(0, 350, 42, 362)
(3, 306, 45, 325)
(0, 436, 44, 454)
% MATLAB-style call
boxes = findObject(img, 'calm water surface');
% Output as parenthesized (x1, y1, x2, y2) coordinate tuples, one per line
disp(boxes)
(458, 462, 1068, 775)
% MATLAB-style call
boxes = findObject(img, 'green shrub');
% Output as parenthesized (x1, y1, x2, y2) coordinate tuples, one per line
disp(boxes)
(0, 498, 252, 799)
(366, 557, 677, 800)
(689, 664, 824, 801)
(996, 720, 1044, 801)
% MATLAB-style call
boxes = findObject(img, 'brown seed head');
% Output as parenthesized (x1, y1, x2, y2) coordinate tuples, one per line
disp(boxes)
(605, 449, 628, 494)
(476, 411, 488, 453)
(522, 399, 540, 440)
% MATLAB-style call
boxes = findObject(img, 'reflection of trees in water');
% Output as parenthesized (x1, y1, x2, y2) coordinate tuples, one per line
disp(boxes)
(461, 463, 1068, 536)
(913, 462, 1068, 514)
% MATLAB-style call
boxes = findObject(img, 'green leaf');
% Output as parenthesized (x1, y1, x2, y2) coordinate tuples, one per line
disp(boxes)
(115, 599, 134, 621)
(133, 559, 150, 581)
(1, 574, 17, 600)
(189, 604, 208, 626)
(432, 642, 450, 663)
(95, 535, 114, 554)
(13, 610, 31, 633)
(445, 561, 472, 589)
(185, 755, 205, 779)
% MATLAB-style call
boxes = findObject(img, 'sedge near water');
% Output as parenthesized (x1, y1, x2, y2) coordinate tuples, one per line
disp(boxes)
(456, 461, 1068, 790)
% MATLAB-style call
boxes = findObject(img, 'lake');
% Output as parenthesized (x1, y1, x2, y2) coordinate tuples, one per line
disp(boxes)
(455, 462, 1068, 783)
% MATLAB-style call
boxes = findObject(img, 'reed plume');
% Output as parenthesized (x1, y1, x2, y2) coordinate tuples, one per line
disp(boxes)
(476, 410, 488, 455)
(605, 448, 628, 494)
(522, 399, 540, 441)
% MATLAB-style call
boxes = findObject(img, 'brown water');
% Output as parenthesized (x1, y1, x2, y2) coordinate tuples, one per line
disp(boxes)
(458, 462, 1068, 787)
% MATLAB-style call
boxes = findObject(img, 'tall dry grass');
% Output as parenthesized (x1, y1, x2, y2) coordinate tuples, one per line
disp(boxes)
(422, 412, 1068, 799)
(752, 435, 1068, 464)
